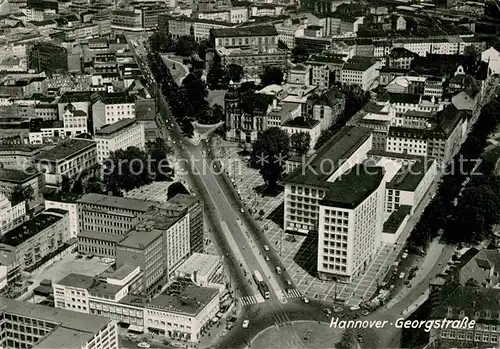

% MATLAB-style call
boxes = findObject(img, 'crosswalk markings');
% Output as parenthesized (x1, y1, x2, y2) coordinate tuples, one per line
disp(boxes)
(238, 296, 260, 306)
(285, 288, 302, 298)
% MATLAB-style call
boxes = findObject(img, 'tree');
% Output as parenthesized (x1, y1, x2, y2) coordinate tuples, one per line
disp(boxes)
(182, 71, 209, 115)
(291, 46, 310, 63)
(227, 64, 244, 83)
(147, 138, 174, 181)
(148, 31, 174, 53)
(72, 179, 84, 194)
(212, 104, 225, 123)
(61, 175, 71, 192)
(180, 119, 194, 137)
(260, 66, 283, 86)
(84, 178, 104, 194)
(104, 147, 152, 195)
(174, 36, 199, 56)
(290, 132, 311, 155)
(9, 184, 34, 206)
(251, 127, 290, 190)
(167, 182, 190, 199)
(207, 62, 228, 89)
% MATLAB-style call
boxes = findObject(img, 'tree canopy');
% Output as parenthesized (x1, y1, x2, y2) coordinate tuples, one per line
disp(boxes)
(167, 182, 190, 199)
(260, 66, 284, 86)
(9, 184, 34, 206)
(290, 132, 311, 155)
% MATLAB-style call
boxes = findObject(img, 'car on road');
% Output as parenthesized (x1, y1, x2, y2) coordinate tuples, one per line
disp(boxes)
(402, 252, 408, 259)
(333, 306, 343, 312)
(303, 297, 309, 303)
(220, 330, 228, 338)
(265, 256, 270, 262)
(240, 208, 245, 213)
(361, 310, 370, 316)
(126, 334, 137, 341)
(263, 245, 270, 251)
(275, 266, 282, 274)
(350, 305, 360, 311)
(323, 308, 332, 316)
(399, 272, 405, 279)
(285, 279, 292, 286)
(357, 335, 364, 343)
(138, 343, 150, 348)
(242, 320, 250, 328)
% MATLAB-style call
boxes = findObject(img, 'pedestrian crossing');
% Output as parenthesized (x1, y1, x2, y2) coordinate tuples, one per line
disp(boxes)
(238, 289, 302, 306)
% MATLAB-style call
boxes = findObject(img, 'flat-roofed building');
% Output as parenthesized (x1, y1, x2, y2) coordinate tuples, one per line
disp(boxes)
(0, 208, 69, 277)
(91, 93, 137, 134)
(282, 117, 321, 153)
(34, 139, 97, 187)
(0, 193, 26, 235)
(175, 253, 223, 287)
(340, 57, 380, 91)
(116, 212, 190, 294)
(77, 193, 155, 257)
(0, 167, 43, 209)
(283, 126, 373, 233)
(317, 165, 385, 282)
(94, 119, 145, 164)
(0, 296, 118, 349)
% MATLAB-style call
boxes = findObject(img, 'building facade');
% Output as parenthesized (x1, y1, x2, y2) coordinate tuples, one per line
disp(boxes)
(94, 119, 145, 164)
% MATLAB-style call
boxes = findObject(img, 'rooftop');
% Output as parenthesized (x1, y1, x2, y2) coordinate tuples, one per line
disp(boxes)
(211, 25, 277, 38)
(78, 193, 155, 212)
(36, 139, 96, 162)
(55, 273, 95, 289)
(176, 253, 221, 277)
(96, 118, 137, 136)
(343, 58, 377, 71)
(118, 228, 163, 249)
(383, 205, 412, 234)
(0, 168, 40, 184)
(0, 212, 63, 247)
(78, 230, 126, 243)
(141, 284, 218, 316)
(387, 158, 435, 191)
(283, 126, 372, 186)
(0, 297, 110, 349)
(319, 165, 384, 209)
(283, 116, 320, 129)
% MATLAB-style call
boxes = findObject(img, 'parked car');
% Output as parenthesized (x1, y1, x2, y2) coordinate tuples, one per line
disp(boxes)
(402, 252, 408, 259)
(350, 305, 360, 311)
(240, 208, 245, 213)
(399, 272, 405, 279)
(138, 343, 150, 348)
(265, 256, 270, 262)
(242, 320, 250, 328)
(361, 310, 370, 316)
(285, 279, 292, 286)
(263, 245, 270, 251)
(275, 266, 282, 275)
(323, 308, 332, 316)
(302, 297, 309, 304)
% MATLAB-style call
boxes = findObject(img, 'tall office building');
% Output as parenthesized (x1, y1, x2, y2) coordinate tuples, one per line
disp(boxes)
(317, 165, 385, 282)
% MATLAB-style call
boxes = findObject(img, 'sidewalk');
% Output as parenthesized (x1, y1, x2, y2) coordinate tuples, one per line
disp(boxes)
(198, 302, 242, 349)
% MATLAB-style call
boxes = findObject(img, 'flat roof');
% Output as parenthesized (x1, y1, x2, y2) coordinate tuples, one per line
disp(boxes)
(387, 158, 435, 191)
(96, 118, 137, 136)
(283, 126, 372, 187)
(176, 253, 221, 277)
(383, 205, 412, 234)
(320, 165, 385, 209)
(78, 230, 126, 243)
(55, 273, 95, 289)
(1, 212, 63, 247)
(0, 168, 40, 184)
(211, 25, 277, 38)
(78, 193, 155, 212)
(105, 264, 138, 280)
(283, 117, 320, 129)
(0, 297, 110, 347)
(36, 139, 96, 162)
(118, 228, 162, 249)
(146, 285, 219, 316)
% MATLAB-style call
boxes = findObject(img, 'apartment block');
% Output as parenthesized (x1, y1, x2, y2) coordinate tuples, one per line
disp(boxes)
(317, 165, 385, 282)
(283, 126, 373, 233)
(91, 93, 137, 134)
(306, 55, 344, 90)
(34, 139, 97, 187)
(392, 37, 485, 57)
(45, 196, 79, 239)
(0, 168, 42, 209)
(0, 193, 26, 235)
(0, 297, 118, 349)
(95, 119, 145, 164)
(0, 209, 70, 276)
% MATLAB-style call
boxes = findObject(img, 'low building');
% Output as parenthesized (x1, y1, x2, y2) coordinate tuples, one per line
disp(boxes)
(34, 139, 97, 187)
(94, 119, 145, 164)
(175, 253, 223, 287)
(0, 297, 118, 349)
(0, 209, 70, 274)
(0, 144, 41, 170)
(282, 117, 321, 152)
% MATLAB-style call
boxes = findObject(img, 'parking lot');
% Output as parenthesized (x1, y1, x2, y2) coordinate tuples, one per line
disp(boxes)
(214, 141, 406, 306)
(29, 251, 112, 286)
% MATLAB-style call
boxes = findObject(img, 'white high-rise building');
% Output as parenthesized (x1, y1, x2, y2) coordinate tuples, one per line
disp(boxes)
(317, 165, 385, 283)
(94, 119, 145, 164)
(0, 193, 26, 235)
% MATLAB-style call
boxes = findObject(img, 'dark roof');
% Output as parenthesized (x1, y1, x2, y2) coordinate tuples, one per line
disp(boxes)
(389, 47, 419, 59)
(78, 193, 154, 212)
(283, 117, 320, 129)
(428, 105, 469, 139)
(388, 126, 426, 139)
(387, 158, 435, 191)
(378, 93, 421, 104)
(343, 57, 377, 71)
(0, 168, 40, 183)
(0, 212, 63, 247)
(96, 118, 136, 135)
(383, 205, 412, 234)
(307, 55, 345, 65)
(320, 165, 385, 209)
(211, 25, 277, 38)
(36, 139, 96, 162)
(283, 126, 372, 186)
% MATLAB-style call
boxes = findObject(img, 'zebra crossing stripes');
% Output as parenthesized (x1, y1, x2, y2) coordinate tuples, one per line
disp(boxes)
(238, 295, 260, 306)
(285, 288, 302, 299)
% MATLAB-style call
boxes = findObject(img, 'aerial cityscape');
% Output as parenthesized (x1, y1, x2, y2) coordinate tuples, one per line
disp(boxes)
(0, 0, 499, 348)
